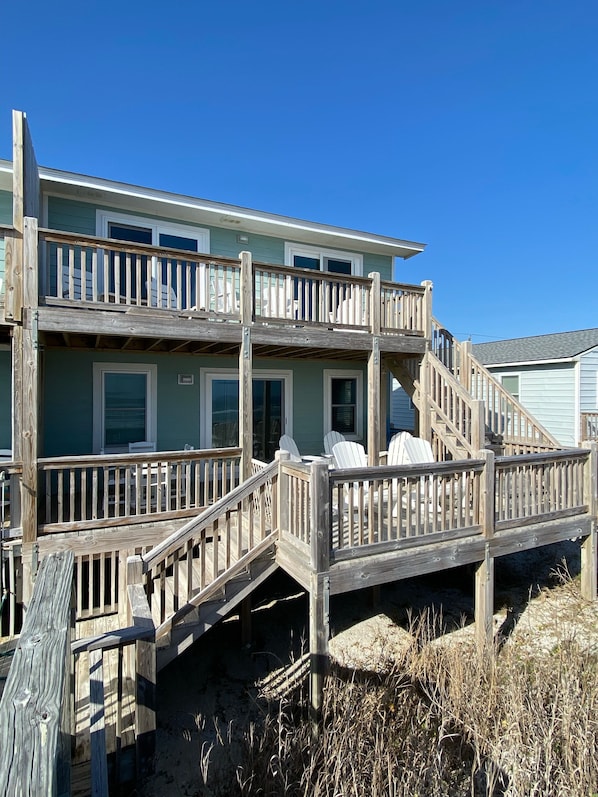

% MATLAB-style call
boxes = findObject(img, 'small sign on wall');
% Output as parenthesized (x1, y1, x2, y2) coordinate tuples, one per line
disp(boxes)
(178, 374, 194, 385)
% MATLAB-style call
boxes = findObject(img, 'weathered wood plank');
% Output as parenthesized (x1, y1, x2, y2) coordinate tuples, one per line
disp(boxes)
(0, 551, 73, 796)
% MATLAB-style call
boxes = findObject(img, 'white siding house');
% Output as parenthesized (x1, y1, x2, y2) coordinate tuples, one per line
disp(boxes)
(473, 329, 598, 447)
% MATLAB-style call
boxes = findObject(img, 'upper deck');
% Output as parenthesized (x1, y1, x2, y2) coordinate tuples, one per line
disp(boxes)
(1, 224, 430, 359)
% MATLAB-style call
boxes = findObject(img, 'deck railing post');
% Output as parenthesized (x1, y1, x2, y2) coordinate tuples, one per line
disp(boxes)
(581, 442, 597, 600)
(276, 450, 290, 535)
(471, 399, 485, 452)
(475, 449, 495, 650)
(309, 459, 330, 735)
(239, 251, 253, 481)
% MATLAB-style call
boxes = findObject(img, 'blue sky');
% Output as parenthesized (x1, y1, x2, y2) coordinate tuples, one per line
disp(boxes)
(2, 1, 597, 342)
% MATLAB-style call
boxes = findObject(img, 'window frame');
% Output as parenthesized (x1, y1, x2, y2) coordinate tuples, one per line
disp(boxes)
(200, 368, 294, 449)
(323, 369, 363, 441)
(96, 210, 210, 254)
(499, 373, 521, 402)
(284, 242, 363, 277)
(92, 362, 157, 454)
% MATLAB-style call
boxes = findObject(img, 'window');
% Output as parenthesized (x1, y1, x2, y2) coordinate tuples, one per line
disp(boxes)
(324, 370, 363, 439)
(284, 242, 363, 276)
(501, 375, 520, 401)
(93, 363, 157, 453)
(97, 211, 209, 253)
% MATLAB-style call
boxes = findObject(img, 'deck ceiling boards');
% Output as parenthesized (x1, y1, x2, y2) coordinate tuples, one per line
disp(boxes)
(42, 329, 370, 361)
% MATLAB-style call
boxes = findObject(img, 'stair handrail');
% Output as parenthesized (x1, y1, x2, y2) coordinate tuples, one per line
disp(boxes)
(141, 459, 278, 572)
(431, 318, 561, 452)
(425, 351, 482, 457)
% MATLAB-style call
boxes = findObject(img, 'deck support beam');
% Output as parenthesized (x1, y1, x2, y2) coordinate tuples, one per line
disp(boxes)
(309, 460, 330, 732)
(239, 251, 253, 481)
(581, 442, 598, 601)
(475, 450, 495, 648)
(367, 272, 381, 466)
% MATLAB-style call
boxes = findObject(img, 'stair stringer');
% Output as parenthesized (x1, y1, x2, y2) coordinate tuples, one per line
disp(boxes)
(157, 549, 278, 671)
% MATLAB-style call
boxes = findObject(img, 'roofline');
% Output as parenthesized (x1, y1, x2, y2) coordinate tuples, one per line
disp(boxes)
(0, 160, 427, 259)
(483, 356, 578, 368)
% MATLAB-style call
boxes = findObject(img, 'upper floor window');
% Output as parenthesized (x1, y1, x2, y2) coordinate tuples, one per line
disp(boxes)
(97, 211, 209, 254)
(285, 242, 363, 276)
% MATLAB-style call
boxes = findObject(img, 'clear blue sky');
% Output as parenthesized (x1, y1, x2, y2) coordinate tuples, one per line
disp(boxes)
(2, 1, 597, 342)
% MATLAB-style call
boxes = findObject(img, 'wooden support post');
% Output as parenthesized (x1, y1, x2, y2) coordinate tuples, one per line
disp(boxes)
(581, 442, 598, 601)
(421, 280, 433, 345)
(20, 217, 40, 606)
(127, 566, 156, 785)
(368, 272, 381, 465)
(240, 596, 252, 646)
(460, 339, 472, 393)
(475, 449, 495, 649)
(418, 352, 431, 444)
(471, 399, 485, 452)
(309, 460, 330, 733)
(368, 338, 381, 466)
(239, 250, 253, 481)
(277, 450, 290, 535)
(380, 363, 389, 453)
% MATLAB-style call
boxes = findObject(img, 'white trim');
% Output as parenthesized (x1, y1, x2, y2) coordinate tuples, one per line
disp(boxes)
(323, 369, 364, 440)
(284, 241, 363, 277)
(200, 368, 293, 449)
(96, 209, 210, 252)
(92, 362, 157, 454)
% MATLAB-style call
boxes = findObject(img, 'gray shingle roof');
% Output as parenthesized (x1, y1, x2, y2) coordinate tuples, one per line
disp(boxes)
(472, 328, 598, 365)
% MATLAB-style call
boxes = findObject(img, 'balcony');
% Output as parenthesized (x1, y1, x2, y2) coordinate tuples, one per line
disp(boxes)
(38, 230, 429, 345)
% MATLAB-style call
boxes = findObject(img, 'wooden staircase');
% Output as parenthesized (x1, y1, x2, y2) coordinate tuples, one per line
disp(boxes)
(388, 319, 561, 457)
(127, 460, 281, 670)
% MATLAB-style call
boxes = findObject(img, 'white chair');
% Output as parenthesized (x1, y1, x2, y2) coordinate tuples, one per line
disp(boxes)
(128, 441, 167, 512)
(279, 434, 302, 463)
(323, 430, 346, 457)
(262, 278, 297, 320)
(387, 431, 416, 466)
(128, 441, 157, 453)
(331, 440, 367, 469)
(61, 267, 95, 301)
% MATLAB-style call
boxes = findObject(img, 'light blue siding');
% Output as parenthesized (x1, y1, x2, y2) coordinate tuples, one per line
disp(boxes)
(0, 349, 11, 450)
(390, 380, 415, 433)
(42, 349, 367, 458)
(580, 346, 598, 414)
(489, 363, 577, 447)
(0, 189, 12, 284)
(45, 197, 393, 278)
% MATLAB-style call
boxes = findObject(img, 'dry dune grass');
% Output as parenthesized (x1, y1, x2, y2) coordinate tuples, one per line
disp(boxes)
(197, 579, 598, 797)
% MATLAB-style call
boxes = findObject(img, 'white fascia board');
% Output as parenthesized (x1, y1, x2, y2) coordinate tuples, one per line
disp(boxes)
(33, 163, 426, 259)
(485, 357, 578, 368)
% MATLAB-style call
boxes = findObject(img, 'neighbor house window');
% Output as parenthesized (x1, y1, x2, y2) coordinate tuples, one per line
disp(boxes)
(93, 363, 157, 453)
(284, 242, 363, 276)
(501, 375, 520, 402)
(324, 370, 363, 439)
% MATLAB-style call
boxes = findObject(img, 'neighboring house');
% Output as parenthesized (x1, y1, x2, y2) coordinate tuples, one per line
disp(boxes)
(473, 329, 598, 447)
(390, 377, 415, 435)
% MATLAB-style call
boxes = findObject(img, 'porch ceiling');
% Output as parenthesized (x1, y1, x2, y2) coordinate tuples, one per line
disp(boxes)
(40, 329, 372, 361)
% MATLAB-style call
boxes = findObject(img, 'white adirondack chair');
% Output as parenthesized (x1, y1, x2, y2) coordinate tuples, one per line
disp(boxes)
(323, 430, 346, 458)
(279, 434, 302, 463)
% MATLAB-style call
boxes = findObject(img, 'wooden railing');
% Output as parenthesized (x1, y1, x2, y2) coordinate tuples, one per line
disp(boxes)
(581, 411, 598, 443)
(495, 448, 590, 529)
(72, 583, 156, 793)
(39, 229, 428, 336)
(431, 319, 561, 454)
(425, 351, 484, 459)
(281, 447, 594, 563)
(37, 447, 242, 533)
(329, 459, 485, 556)
(133, 459, 278, 638)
